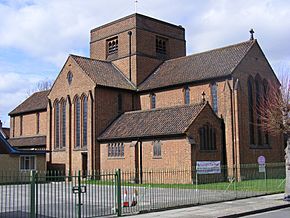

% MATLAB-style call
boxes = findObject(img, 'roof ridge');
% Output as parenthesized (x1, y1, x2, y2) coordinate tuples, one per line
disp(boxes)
(163, 39, 256, 64)
(124, 102, 205, 115)
(30, 89, 50, 96)
(70, 54, 110, 64)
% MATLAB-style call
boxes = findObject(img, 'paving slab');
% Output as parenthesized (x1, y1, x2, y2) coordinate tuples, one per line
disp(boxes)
(128, 194, 290, 218)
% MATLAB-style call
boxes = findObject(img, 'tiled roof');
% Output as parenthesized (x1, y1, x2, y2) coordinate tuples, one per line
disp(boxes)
(139, 40, 256, 91)
(0, 134, 46, 155)
(2, 128, 10, 139)
(98, 103, 206, 141)
(9, 90, 49, 116)
(8, 135, 46, 148)
(71, 55, 136, 90)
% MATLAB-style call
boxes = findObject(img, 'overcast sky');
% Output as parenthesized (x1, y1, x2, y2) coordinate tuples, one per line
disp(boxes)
(0, 0, 289, 127)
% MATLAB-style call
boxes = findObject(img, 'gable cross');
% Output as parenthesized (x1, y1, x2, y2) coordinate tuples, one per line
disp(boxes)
(249, 28, 255, 40)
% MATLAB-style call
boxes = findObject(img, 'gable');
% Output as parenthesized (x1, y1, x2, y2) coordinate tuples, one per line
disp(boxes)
(232, 41, 280, 85)
(48, 56, 95, 101)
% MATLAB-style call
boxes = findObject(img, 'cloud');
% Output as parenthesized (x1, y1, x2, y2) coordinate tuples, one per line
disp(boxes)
(0, 0, 290, 126)
(0, 70, 45, 126)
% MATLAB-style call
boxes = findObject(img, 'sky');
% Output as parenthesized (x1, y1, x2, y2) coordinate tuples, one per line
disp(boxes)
(0, 0, 289, 127)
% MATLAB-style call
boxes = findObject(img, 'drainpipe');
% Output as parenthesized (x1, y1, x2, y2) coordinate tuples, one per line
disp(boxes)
(139, 141, 143, 184)
(228, 81, 236, 175)
(48, 100, 52, 163)
(89, 90, 94, 172)
(67, 96, 72, 174)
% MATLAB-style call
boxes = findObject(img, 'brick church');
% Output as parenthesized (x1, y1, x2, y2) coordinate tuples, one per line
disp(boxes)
(8, 14, 284, 174)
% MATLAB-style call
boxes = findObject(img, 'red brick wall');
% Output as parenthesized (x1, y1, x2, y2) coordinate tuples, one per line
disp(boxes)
(232, 43, 284, 165)
(90, 14, 185, 85)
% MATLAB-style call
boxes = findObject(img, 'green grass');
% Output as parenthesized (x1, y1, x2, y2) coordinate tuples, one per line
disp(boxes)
(85, 178, 285, 193)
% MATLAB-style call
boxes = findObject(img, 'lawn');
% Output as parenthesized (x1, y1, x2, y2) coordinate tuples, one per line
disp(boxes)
(85, 178, 285, 193)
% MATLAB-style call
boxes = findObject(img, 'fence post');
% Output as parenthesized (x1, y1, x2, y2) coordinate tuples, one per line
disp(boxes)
(30, 170, 36, 218)
(265, 164, 267, 194)
(116, 169, 122, 217)
(78, 171, 82, 218)
(234, 166, 237, 199)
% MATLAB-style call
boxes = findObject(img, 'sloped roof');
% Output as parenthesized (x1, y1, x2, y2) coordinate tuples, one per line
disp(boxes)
(98, 103, 207, 141)
(71, 55, 136, 90)
(1, 128, 10, 139)
(0, 134, 46, 155)
(139, 40, 256, 91)
(9, 90, 49, 116)
(8, 135, 46, 148)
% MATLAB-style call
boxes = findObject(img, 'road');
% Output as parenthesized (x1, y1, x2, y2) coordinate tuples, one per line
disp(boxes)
(245, 208, 290, 218)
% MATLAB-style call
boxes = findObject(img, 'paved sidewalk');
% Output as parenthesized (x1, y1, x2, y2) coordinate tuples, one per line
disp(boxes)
(130, 194, 290, 218)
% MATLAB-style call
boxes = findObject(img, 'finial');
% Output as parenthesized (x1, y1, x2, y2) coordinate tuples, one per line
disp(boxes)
(201, 91, 206, 104)
(249, 28, 255, 40)
(134, 0, 138, 13)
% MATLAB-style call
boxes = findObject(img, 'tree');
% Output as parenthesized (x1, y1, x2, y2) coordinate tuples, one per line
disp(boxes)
(26, 79, 53, 97)
(257, 73, 290, 200)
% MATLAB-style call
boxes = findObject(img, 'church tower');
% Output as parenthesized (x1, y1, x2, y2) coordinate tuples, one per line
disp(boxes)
(90, 13, 186, 86)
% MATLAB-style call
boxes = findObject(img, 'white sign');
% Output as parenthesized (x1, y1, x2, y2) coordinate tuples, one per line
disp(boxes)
(196, 161, 221, 174)
(259, 164, 266, 173)
(257, 156, 266, 165)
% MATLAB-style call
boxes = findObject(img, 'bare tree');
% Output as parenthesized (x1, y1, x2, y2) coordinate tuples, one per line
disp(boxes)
(26, 79, 53, 97)
(258, 73, 290, 200)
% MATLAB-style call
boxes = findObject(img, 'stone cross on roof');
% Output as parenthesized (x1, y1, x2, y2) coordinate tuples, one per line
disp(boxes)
(250, 28, 255, 40)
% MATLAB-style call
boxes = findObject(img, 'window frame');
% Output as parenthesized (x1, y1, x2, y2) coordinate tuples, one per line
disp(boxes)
(108, 142, 124, 158)
(82, 96, 88, 147)
(184, 86, 190, 105)
(75, 97, 81, 148)
(150, 93, 156, 109)
(54, 101, 60, 149)
(199, 123, 217, 151)
(255, 76, 262, 145)
(20, 155, 36, 171)
(61, 100, 66, 148)
(248, 77, 255, 145)
(153, 140, 162, 158)
(107, 36, 119, 55)
(156, 36, 168, 55)
(211, 82, 218, 113)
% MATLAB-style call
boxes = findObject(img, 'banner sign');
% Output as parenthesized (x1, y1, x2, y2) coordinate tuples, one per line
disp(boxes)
(196, 161, 221, 174)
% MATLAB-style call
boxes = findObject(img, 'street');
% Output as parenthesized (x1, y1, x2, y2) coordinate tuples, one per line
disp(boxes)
(245, 208, 290, 218)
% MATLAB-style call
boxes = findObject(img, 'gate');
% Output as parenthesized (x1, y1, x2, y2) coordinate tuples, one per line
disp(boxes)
(0, 170, 119, 218)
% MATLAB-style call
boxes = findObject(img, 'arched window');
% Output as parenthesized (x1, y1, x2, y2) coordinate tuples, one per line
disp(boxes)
(75, 96, 80, 148)
(255, 75, 262, 145)
(153, 140, 161, 157)
(211, 82, 218, 113)
(263, 80, 269, 145)
(184, 86, 190, 105)
(150, 93, 156, 109)
(199, 123, 216, 151)
(82, 96, 88, 147)
(54, 101, 60, 148)
(248, 77, 255, 145)
(61, 100, 66, 148)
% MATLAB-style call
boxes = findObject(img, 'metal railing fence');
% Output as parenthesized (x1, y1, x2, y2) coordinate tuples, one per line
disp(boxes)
(0, 163, 286, 217)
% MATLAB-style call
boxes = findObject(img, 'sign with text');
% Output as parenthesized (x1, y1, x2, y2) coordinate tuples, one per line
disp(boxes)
(196, 161, 221, 174)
